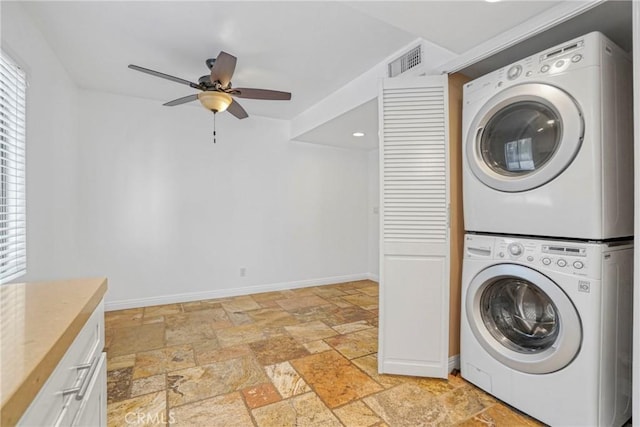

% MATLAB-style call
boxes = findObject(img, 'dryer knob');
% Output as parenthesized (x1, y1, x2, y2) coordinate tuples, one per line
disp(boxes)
(508, 243, 523, 257)
(542, 257, 552, 265)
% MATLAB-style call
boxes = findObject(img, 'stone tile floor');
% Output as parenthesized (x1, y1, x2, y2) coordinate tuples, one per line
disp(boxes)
(105, 280, 542, 426)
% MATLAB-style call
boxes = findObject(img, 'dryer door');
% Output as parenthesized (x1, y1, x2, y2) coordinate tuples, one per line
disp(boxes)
(466, 83, 584, 192)
(466, 264, 581, 374)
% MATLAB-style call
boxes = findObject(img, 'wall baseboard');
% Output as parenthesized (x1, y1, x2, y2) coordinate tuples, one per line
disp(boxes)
(366, 273, 379, 282)
(448, 354, 460, 372)
(105, 273, 375, 311)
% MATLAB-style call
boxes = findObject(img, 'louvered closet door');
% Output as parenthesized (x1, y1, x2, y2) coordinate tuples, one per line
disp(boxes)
(378, 75, 450, 378)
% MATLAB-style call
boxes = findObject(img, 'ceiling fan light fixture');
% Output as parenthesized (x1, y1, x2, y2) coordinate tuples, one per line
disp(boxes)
(198, 91, 232, 112)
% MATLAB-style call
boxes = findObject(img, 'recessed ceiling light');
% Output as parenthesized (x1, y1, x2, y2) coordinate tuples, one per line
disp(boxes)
(352, 132, 365, 137)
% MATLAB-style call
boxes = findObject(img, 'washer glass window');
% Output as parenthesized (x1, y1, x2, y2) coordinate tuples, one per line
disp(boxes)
(480, 101, 562, 176)
(480, 277, 559, 353)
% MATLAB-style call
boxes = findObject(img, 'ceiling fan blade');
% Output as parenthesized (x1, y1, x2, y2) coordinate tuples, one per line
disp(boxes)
(128, 64, 201, 89)
(226, 99, 248, 119)
(231, 88, 291, 100)
(210, 52, 237, 87)
(163, 94, 199, 106)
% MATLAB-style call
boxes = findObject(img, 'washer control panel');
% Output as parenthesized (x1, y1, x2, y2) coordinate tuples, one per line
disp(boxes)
(465, 234, 593, 276)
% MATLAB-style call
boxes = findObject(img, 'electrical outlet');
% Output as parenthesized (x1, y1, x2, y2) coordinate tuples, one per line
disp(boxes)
(373, 206, 379, 214)
(240, 267, 246, 277)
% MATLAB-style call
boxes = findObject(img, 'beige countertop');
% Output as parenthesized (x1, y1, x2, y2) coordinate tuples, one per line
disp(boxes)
(0, 277, 108, 426)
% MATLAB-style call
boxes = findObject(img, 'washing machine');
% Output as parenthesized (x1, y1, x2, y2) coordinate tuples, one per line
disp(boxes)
(462, 32, 633, 240)
(460, 233, 633, 426)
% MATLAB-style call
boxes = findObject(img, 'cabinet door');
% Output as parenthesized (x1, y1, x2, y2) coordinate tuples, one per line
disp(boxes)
(71, 353, 106, 427)
(378, 75, 450, 378)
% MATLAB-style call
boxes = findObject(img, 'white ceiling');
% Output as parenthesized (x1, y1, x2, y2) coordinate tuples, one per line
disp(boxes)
(15, 0, 563, 124)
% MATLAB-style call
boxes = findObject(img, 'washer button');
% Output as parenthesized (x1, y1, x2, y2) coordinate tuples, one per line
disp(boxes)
(525, 71, 533, 77)
(542, 257, 552, 265)
(573, 261, 584, 269)
(527, 256, 534, 262)
(555, 59, 565, 68)
(572, 54, 583, 63)
(540, 65, 550, 73)
(557, 259, 567, 267)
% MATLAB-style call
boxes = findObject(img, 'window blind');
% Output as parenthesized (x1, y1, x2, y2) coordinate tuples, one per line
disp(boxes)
(0, 51, 26, 284)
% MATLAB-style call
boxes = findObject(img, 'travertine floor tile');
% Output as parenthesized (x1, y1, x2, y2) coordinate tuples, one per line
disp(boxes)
(108, 323, 165, 357)
(249, 335, 309, 365)
(252, 392, 342, 427)
(332, 319, 373, 334)
(325, 328, 378, 359)
(303, 339, 332, 354)
(144, 303, 182, 317)
(284, 320, 337, 343)
(351, 354, 404, 389)
(107, 367, 132, 403)
(264, 361, 310, 398)
(276, 295, 329, 311)
(439, 384, 497, 423)
(242, 383, 281, 409)
(105, 308, 143, 329)
(456, 403, 543, 427)
(341, 293, 379, 310)
(106, 280, 542, 427)
(169, 392, 253, 427)
(221, 295, 261, 312)
(133, 345, 195, 379)
(291, 350, 382, 408)
(247, 307, 299, 327)
(194, 343, 251, 366)
(131, 374, 166, 397)
(107, 353, 136, 371)
(215, 322, 283, 347)
(167, 356, 266, 407)
(107, 391, 166, 427)
(333, 400, 382, 427)
(364, 383, 454, 426)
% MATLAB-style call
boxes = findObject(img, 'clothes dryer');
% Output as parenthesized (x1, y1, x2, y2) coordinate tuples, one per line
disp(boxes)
(462, 32, 633, 240)
(460, 233, 633, 426)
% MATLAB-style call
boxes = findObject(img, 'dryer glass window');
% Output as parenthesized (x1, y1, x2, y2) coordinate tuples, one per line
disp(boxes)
(480, 101, 561, 176)
(480, 277, 559, 353)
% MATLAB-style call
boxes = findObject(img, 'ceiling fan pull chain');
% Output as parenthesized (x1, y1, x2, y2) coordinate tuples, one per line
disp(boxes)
(213, 111, 217, 144)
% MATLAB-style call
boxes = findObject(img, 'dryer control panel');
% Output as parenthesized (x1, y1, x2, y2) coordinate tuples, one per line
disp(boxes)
(462, 31, 627, 102)
(463, 233, 601, 278)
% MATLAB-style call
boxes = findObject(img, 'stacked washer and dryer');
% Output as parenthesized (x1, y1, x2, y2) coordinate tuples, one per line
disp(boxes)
(460, 32, 634, 426)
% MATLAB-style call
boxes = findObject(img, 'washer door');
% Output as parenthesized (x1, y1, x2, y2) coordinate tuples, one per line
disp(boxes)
(466, 264, 581, 374)
(466, 83, 584, 192)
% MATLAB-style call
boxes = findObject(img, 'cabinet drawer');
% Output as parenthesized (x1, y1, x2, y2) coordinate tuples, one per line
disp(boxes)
(71, 352, 106, 427)
(18, 301, 105, 427)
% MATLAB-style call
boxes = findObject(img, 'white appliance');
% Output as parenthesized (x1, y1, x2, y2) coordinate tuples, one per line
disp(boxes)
(460, 233, 633, 426)
(462, 32, 633, 240)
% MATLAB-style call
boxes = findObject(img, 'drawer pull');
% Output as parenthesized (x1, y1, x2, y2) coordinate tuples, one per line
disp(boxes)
(61, 356, 99, 400)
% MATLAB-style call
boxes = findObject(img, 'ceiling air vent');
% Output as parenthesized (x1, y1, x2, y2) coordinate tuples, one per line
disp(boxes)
(388, 45, 422, 77)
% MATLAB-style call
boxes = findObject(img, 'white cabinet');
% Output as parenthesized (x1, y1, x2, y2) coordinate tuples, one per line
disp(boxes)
(18, 301, 106, 427)
(378, 75, 451, 379)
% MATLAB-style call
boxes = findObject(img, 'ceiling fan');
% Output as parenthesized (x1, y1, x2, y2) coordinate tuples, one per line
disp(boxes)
(128, 51, 291, 120)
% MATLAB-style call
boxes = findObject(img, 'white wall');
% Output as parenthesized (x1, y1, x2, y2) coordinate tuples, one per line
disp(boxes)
(2, 2, 374, 309)
(75, 91, 370, 309)
(1, 2, 82, 282)
(367, 149, 379, 279)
